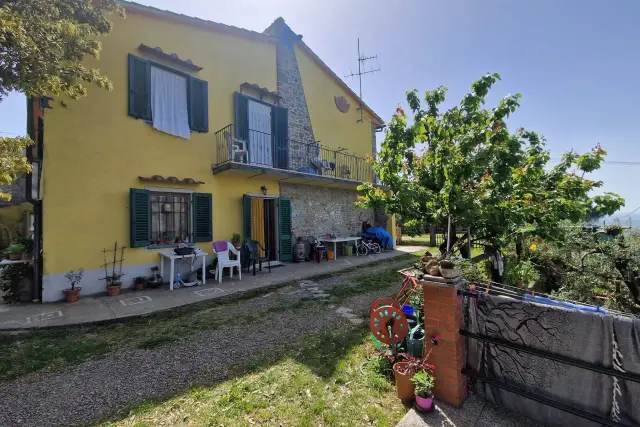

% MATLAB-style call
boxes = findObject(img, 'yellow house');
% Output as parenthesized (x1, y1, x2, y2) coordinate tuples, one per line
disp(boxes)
(32, 1, 392, 302)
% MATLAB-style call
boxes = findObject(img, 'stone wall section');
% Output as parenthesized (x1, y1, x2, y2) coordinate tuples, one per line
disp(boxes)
(280, 183, 373, 238)
(374, 206, 388, 229)
(267, 18, 317, 172)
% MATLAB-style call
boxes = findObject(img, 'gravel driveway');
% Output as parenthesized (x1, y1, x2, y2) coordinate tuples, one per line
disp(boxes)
(0, 258, 413, 427)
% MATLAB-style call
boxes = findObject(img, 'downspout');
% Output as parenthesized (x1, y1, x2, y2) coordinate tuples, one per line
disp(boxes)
(25, 97, 44, 302)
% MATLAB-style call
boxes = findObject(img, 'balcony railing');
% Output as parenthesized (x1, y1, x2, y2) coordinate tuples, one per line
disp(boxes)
(214, 124, 374, 183)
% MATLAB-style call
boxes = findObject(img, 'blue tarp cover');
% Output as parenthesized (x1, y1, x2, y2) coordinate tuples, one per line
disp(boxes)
(363, 227, 394, 249)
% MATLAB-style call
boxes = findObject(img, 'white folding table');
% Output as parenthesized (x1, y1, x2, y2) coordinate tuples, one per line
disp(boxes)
(320, 237, 361, 260)
(159, 249, 208, 290)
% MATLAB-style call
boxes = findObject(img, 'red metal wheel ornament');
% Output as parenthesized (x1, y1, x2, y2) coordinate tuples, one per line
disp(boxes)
(369, 305, 409, 345)
(369, 297, 402, 317)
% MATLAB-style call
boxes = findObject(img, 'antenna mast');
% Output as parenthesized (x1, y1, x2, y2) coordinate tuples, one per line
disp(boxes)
(344, 38, 380, 122)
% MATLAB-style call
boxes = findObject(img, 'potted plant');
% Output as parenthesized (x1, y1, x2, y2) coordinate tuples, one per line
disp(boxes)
(147, 266, 163, 288)
(231, 232, 242, 250)
(411, 370, 436, 412)
(393, 352, 432, 402)
(5, 243, 25, 261)
(439, 259, 458, 279)
(133, 275, 146, 291)
(106, 274, 123, 296)
(63, 269, 83, 303)
(15, 236, 34, 258)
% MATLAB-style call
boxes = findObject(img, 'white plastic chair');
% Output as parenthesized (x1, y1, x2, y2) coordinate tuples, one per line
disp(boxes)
(211, 241, 241, 283)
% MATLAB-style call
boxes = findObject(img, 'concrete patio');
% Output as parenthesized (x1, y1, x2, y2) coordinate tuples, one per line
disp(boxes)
(0, 246, 424, 330)
(397, 394, 543, 427)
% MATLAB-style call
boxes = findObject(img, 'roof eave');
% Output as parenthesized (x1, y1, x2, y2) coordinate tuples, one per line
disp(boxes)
(120, 1, 276, 45)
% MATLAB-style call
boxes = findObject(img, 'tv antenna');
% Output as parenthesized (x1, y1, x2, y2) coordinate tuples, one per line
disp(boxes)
(344, 38, 380, 123)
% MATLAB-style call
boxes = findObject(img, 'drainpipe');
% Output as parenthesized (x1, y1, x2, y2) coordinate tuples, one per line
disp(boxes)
(25, 97, 45, 302)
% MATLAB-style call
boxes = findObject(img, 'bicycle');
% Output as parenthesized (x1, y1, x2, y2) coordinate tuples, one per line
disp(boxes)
(357, 238, 381, 256)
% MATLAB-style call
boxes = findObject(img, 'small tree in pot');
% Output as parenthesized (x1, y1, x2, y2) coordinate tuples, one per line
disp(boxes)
(106, 274, 122, 296)
(63, 269, 83, 303)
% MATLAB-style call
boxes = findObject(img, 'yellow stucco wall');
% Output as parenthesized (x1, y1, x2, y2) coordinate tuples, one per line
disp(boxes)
(294, 45, 374, 159)
(43, 11, 277, 275)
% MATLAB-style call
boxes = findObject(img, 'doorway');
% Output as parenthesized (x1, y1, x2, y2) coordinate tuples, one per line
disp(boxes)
(263, 199, 277, 261)
(248, 196, 277, 261)
(243, 195, 293, 262)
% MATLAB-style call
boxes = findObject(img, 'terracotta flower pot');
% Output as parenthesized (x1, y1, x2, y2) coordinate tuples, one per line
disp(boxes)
(9, 253, 22, 261)
(107, 285, 121, 296)
(393, 362, 415, 402)
(134, 282, 145, 291)
(63, 288, 81, 303)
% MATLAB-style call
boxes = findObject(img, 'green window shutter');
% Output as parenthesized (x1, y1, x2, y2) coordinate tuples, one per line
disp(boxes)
(188, 77, 209, 132)
(234, 92, 249, 139)
(278, 198, 293, 261)
(192, 193, 212, 242)
(130, 188, 151, 247)
(243, 195, 252, 242)
(128, 54, 151, 120)
(272, 106, 289, 169)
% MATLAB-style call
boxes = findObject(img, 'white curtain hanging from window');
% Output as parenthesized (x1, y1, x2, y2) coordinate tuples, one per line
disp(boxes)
(248, 100, 273, 166)
(150, 66, 190, 140)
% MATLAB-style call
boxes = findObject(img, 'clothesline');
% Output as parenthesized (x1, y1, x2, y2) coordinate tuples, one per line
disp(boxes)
(469, 280, 634, 318)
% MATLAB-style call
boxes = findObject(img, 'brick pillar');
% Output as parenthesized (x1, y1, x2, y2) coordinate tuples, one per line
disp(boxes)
(422, 275, 467, 407)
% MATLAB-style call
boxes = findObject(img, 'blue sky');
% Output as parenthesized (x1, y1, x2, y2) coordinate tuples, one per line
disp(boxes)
(1, 0, 639, 209)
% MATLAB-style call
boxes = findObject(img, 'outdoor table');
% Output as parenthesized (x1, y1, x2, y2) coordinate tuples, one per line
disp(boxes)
(320, 237, 361, 260)
(159, 249, 208, 290)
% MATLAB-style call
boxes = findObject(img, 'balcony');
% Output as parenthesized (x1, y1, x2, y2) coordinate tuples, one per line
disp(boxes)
(213, 125, 375, 188)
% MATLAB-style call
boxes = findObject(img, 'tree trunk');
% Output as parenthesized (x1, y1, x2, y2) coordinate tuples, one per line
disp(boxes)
(515, 238, 523, 261)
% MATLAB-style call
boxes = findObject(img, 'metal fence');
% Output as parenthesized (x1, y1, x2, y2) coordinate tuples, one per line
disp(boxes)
(214, 124, 374, 183)
(432, 226, 485, 250)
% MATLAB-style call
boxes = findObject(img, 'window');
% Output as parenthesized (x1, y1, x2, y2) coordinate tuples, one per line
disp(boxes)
(150, 66, 190, 139)
(129, 189, 212, 248)
(128, 54, 209, 136)
(150, 192, 190, 245)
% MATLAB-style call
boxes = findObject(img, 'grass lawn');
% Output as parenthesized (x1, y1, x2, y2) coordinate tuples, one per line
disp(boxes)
(400, 235, 483, 257)
(0, 254, 418, 383)
(100, 327, 407, 427)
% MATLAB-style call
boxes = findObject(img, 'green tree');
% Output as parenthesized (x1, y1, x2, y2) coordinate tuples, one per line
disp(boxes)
(0, 136, 32, 201)
(537, 224, 640, 311)
(358, 74, 625, 257)
(0, 0, 123, 200)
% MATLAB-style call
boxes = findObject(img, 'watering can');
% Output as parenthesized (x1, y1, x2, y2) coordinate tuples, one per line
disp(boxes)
(406, 325, 425, 358)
